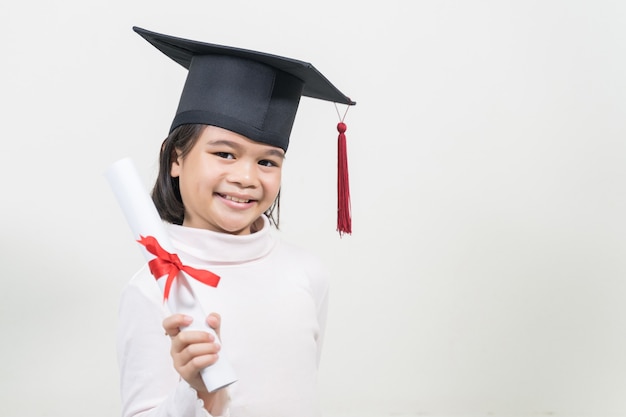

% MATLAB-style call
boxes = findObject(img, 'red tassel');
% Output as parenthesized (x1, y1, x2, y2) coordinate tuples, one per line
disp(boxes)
(337, 121, 352, 236)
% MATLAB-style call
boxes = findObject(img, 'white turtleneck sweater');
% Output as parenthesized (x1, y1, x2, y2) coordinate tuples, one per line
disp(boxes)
(117, 216, 329, 417)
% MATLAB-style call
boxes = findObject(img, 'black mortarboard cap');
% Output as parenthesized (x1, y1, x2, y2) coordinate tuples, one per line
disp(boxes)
(133, 26, 355, 152)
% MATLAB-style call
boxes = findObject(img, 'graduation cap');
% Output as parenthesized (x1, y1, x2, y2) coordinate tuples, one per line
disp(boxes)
(134, 26, 355, 235)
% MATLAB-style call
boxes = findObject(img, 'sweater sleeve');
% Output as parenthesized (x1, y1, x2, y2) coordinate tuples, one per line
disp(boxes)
(117, 266, 226, 417)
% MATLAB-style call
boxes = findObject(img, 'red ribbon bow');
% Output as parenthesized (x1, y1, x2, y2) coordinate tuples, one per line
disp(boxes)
(137, 235, 221, 301)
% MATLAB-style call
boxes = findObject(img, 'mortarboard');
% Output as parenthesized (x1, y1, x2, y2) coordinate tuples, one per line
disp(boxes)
(134, 26, 355, 235)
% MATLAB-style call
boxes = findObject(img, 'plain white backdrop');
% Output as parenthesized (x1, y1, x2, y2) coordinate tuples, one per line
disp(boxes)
(1, 1, 626, 416)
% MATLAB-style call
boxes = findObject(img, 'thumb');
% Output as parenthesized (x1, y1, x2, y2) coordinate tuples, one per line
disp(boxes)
(207, 312, 222, 340)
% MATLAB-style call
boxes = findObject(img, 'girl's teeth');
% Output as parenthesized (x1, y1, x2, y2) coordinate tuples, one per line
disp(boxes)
(225, 195, 249, 203)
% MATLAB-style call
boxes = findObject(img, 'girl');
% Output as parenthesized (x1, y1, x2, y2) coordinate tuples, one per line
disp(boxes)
(117, 27, 355, 417)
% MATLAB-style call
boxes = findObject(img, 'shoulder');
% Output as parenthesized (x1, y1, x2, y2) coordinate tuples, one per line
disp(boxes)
(271, 236, 331, 295)
(274, 237, 326, 273)
(120, 264, 167, 313)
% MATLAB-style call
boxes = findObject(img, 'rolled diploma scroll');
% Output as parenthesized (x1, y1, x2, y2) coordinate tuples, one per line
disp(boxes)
(104, 157, 237, 392)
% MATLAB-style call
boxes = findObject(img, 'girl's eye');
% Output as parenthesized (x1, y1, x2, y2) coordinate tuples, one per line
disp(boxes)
(215, 152, 234, 159)
(258, 159, 278, 167)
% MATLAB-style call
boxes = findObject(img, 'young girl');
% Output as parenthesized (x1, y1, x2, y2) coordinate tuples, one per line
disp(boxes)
(117, 27, 355, 417)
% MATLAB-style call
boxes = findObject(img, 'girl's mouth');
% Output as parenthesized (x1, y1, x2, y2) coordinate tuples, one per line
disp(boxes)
(221, 194, 251, 203)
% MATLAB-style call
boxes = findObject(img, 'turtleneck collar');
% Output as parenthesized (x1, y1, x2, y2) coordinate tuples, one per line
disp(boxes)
(165, 215, 277, 265)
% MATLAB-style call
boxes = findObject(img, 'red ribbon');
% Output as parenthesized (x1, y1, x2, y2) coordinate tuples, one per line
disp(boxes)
(137, 235, 220, 301)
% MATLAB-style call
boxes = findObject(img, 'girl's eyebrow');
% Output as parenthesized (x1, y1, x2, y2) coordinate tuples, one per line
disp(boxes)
(263, 148, 286, 159)
(207, 139, 285, 159)
(206, 139, 238, 148)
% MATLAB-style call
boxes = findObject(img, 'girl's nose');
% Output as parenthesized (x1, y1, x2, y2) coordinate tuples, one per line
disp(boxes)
(227, 160, 258, 187)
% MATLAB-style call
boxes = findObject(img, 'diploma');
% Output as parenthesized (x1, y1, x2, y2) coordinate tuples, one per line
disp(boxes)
(104, 157, 237, 392)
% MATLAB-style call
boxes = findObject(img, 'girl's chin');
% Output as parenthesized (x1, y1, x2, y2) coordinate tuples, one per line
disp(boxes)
(215, 219, 257, 235)
(182, 219, 252, 234)
(185, 211, 265, 234)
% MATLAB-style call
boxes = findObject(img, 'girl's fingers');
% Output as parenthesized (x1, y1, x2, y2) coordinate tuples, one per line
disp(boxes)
(170, 331, 216, 363)
(172, 336, 221, 375)
(164, 313, 224, 391)
(180, 341, 221, 364)
(206, 312, 221, 338)
(183, 351, 220, 372)
(163, 314, 193, 337)
(171, 330, 214, 353)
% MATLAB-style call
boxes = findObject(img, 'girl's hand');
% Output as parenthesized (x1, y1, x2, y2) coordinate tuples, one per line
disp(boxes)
(163, 313, 223, 394)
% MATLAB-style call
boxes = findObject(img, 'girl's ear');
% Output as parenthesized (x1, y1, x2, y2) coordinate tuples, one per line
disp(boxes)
(170, 149, 182, 178)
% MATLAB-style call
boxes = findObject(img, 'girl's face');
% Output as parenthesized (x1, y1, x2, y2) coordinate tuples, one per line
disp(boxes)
(170, 125, 284, 235)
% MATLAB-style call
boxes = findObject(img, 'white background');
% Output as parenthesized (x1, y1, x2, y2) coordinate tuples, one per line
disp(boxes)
(1, 1, 626, 416)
